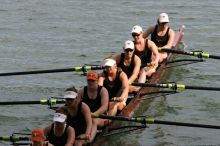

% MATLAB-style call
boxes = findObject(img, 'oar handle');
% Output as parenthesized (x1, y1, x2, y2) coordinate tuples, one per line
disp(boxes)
(93, 114, 133, 122)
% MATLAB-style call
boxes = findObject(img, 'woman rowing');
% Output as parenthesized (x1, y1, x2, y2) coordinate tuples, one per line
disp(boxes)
(44, 108, 75, 146)
(98, 58, 129, 116)
(112, 40, 141, 92)
(143, 13, 175, 62)
(132, 25, 160, 84)
(78, 70, 109, 141)
(61, 87, 92, 146)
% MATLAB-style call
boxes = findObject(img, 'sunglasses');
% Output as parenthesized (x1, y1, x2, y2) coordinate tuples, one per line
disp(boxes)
(132, 33, 140, 37)
(87, 79, 96, 82)
(124, 49, 133, 52)
(65, 98, 75, 102)
(159, 22, 167, 25)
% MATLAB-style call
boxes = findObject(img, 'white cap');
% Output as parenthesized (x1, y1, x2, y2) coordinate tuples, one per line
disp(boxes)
(104, 59, 116, 67)
(64, 91, 77, 99)
(53, 113, 67, 123)
(159, 13, 169, 23)
(124, 40, 134, 50)
(131, 25, 143, 34)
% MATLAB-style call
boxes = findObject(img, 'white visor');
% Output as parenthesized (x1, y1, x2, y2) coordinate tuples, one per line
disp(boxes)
(104, 59, 116, 67)
(131, 25, 143, 34)
(159, 13, 169, 23)
(124, 40, 134, 50)
(53, 113, 66, 123)
(64, 91, 77, 99)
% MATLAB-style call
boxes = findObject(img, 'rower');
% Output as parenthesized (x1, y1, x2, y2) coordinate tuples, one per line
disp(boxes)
(44, 108, 75, 146)
(30, 128, 53, 146)
(78, 70, 109, 141)
(132, 25, 160, 84)
(61, 87, 92, 146)
(143, 13, 175, 62)
(112, 40, 141, 92)
(98, 58, 129, 116)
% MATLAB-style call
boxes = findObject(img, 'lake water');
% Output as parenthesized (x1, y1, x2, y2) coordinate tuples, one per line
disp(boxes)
(0, 0, 220, 145)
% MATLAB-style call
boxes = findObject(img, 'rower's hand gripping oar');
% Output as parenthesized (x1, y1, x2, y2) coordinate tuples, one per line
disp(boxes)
(0, 64, 104, 76)
(159, 48, 220, 60)
(131, 82, 220, 91)
(93, 115, 220, 130)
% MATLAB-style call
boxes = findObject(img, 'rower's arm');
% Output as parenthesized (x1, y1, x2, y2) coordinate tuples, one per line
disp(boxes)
(98, 73, 105, 86)
(112, 54, 121, 65)
(65, 126, 75, 146)
(43, 125, 51, 139)
(149, 40, 160, 66)
(118, 72, 129, 100)
(143, 25, 155, 38)
(128, 55, 141, 84)
(161, 28, 175, 49)
(94, 87, 109, 115)
(81, 103, 92, 136)
(77, 88, 84, 100)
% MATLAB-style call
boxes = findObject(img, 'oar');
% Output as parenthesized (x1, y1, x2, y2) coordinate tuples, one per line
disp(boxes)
(159, 48, 220, 60)
(93, 115, 220, 130)
(0, 65, 104, 76)
(0, 135, 29, 141)
(131, 82, 220, 91)
(0, 98, 65, 105)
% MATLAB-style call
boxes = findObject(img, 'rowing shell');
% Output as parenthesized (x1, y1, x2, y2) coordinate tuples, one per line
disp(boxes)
(91, 25, 185, 146)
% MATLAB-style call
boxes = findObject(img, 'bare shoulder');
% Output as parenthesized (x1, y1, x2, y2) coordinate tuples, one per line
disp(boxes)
(112, 53, 121, 63)
(100, 86, 108, 93)
(82, 102, 90, 112)
(120, 71, 128, 80)
(134, 55, 141, 62)
(169, 28, 175, 35)
(78, 88, 84, 97)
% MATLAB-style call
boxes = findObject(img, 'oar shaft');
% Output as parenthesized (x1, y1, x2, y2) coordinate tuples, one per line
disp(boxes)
(0, 100, 65, 105)
(0, 66, 104, 76)
(185, 85, 220, 91)
(132, 83, 220, 91)
(209, 54, 220, 59)
(0, 68, 74, 76)
(0, 136, 29, 141)
(93, 115, 133, 122)
(153, 120, 220, 129)
(131, 83, 168, 88)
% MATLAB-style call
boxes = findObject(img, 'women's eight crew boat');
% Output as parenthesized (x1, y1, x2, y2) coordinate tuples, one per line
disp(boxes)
(91, 25, 184, 146)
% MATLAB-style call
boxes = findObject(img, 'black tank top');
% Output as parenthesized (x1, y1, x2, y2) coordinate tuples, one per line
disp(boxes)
(103, 69, 122, 100)
(151, 25, 170, 47)
(118, 53, 135, 78)
(82, 86, 102, 113)
(47, 123, 68, 146)
(134, 39, 152, 66)
(66, 102, 86, 137)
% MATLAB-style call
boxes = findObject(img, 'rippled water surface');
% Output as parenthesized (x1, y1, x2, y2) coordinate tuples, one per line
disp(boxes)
(0, 0, 220, 145)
